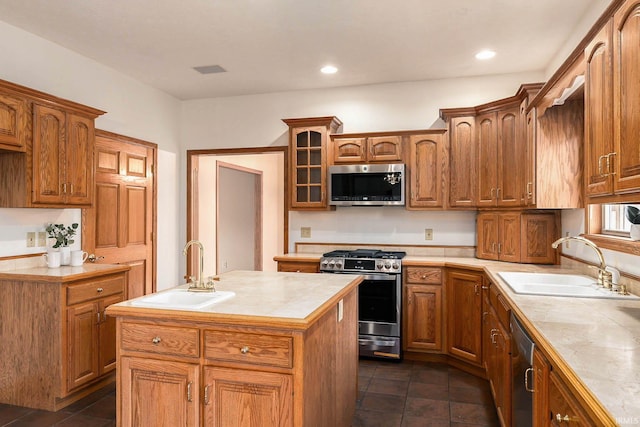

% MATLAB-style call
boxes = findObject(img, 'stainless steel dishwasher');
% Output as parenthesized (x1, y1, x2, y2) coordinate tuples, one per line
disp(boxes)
(511, 313, 535, 427)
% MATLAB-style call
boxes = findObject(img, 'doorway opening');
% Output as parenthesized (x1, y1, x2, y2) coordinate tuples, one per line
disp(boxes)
(187, 147, 287, 277)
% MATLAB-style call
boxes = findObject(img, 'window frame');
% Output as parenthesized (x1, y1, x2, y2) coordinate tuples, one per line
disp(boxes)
(584, 204, 640, 255)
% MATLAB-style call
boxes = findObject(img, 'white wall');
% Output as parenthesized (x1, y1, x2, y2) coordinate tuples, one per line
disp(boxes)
(0, 20, 182, 290)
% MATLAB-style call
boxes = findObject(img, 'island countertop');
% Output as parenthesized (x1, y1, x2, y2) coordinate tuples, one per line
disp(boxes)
(107, 270, 362, 329)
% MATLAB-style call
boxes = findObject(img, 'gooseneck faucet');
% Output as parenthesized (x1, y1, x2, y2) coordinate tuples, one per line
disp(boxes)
(183, 240, 214, 292)
(551, 236, 613, 289)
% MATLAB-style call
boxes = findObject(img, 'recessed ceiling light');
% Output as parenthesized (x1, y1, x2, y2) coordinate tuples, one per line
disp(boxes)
(475, 50, 496, 60)
(320, 65, 338, 74)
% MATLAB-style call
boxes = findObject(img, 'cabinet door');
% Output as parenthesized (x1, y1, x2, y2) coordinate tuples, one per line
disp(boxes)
(203, 366, 293, 427)
(498, 212, 521, 263)
(476, 213, 499, 260)
(549, 372, 593, 426)
(67, 301, 99, 391)
(367, 135, 403, 162)
(613, 1, 640, 193)
(121, 357, 200, 427)
(404, 284, 443, 352)
(332, 137, 366, 163)
(446, 270, 483, 365)
(497, 107, 523, 206)
(99, 294, 123, 374)
(449, 116, 477, 207)
(520, 213, 558, 264)
(408, 133, 445, 208)
(65, 114, 94, 205)
(476, 112, 498, 207)
(533, 348, 550, 427)
(291, 126, 327, 209)
(0, 92, 27, 152)
(585, 21, 614, 197)
(32, 104, 65, 204)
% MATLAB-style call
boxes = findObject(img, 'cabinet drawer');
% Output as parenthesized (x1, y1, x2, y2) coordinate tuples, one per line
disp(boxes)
(67, 274, 125, 305)
(405, 267, 442, 284)
(120, 323, 200, 358)
(277, 261, 319, 273)
(495, 294, 511, 328)
(204, 330, 293, 369)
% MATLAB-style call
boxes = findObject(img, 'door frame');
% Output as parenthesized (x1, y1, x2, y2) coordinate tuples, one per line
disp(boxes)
(186, 146, 288, 276)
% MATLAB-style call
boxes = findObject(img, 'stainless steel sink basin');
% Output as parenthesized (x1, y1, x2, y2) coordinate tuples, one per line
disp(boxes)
(129, 288, 235, 309)
(497, 272, 639, 300)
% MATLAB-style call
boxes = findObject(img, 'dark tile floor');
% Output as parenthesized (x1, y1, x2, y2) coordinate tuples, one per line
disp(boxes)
(0, 359, 498, 426)
(353, 358, 499, 427)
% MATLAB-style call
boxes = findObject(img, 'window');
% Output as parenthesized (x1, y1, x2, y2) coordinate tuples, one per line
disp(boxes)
(600, 204, 640, 237)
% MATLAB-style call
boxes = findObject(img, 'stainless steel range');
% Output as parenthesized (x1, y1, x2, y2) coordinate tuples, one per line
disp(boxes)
(320, 249, 406, 360)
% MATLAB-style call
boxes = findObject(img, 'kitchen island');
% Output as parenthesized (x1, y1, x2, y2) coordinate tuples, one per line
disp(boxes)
(106, 270, 361, 427)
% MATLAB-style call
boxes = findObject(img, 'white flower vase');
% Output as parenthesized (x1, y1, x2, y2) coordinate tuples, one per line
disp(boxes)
(630, 224, 640, 241)
(60, 246, 71, 265)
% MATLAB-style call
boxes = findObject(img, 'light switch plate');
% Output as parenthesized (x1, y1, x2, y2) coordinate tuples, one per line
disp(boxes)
(300, 227, 311, 238)
(37, 231, 47, 247)
(26, 232, 36, 247)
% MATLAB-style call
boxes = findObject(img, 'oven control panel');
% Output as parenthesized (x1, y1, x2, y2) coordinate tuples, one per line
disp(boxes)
(320, 257, 402, 273)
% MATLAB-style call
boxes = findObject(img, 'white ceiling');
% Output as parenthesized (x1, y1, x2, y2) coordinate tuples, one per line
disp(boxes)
(0, 0, 601, 100)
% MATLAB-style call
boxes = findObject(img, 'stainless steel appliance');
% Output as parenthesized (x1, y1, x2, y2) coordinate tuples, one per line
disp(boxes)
(511, 313, 535, 427)
(320, 249, 405, 360)
(328, 163, 405, 206)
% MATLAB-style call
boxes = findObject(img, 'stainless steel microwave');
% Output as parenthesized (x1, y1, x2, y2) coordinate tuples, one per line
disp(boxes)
(328, 163, 405, 206)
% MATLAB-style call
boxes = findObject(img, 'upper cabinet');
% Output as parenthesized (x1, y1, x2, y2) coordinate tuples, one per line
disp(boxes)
(0, 79, 104, 208)
(283, 116, 342, 210)
(0, 92, 27, 152)
(407, 131, 447, 209)
(331, 134, 403, 164)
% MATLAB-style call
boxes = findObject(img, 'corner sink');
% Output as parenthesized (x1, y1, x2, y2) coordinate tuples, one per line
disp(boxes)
(129, 288, 235, 310)
(497, 272, 640, 300)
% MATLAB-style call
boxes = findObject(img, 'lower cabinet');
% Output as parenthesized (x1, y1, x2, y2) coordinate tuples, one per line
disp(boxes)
(204, 367, 293, 426)
(403, 267, 443, 352)
(446, 269, 483, 366)
(121, 357, 200, 426)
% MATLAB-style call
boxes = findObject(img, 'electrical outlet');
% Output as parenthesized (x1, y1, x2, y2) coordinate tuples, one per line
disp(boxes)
(424, 228, 433, 240)
(26, 232, 36, 247)
(37, 231, 47, 247)
(300, 227, 311, 238)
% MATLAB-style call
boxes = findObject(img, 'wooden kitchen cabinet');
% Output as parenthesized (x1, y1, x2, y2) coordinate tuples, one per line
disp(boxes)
(0, 92, 27, 152)
(0, 79, 104, 208)
(446, 269, 483, 366)
(121, 357, 200, 426)
(0, 266, 129, 411)
(283, 116, 342, 210)
(407, 131, 447, 209)
(476, 210, 559, 264)
(331, 134, 403, 164)
(403, 267, 443, 353)
(446, 114, 477, 208)
(203, 367, 293, 426)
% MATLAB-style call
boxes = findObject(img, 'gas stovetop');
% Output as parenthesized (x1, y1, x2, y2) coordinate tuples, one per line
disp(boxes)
(320, 249, 406, 274)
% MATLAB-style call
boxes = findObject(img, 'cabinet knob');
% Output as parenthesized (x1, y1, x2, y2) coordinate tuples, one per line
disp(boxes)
(152, 337, 162, 344)
(97, 287, 104, 293)
(240, 346, 250, 354)
(556, 414, 571, 423)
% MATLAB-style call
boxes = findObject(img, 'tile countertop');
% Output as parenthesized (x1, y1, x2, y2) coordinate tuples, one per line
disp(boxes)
(110, 270, 362, 327)
(0, 263, 131, 282)
(276, 253, 640, 424)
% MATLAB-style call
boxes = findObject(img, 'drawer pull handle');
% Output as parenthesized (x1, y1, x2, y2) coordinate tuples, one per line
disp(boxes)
(421, 275, 427, 279)
(187, 382, 193, 402)
(240, 346, 250, 354)
(97, 287, 104, 293)
(204, 385, 210, 405)
(152, 337, 162, 344)
(556, 414, 571, 423)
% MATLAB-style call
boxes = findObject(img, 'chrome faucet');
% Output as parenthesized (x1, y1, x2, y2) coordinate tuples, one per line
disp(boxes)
(182, 240, 215, 292)
(551, 236, 613, 289)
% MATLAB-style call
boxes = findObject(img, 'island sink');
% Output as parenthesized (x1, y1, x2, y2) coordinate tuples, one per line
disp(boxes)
(129, 288, 235, 310)
(497, 272, 639, 300)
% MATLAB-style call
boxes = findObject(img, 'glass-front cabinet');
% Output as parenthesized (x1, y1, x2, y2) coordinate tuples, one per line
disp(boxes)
(283, 117, 342, 210)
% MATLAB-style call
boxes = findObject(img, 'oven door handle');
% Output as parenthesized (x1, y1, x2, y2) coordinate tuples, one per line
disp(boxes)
(359, 273, 398, 281)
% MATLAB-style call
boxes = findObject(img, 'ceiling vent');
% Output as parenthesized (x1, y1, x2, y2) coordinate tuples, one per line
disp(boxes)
(193, 65, 227, 74)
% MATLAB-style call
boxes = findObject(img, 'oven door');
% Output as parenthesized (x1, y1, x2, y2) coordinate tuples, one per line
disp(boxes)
(358, 273, 401, 338)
